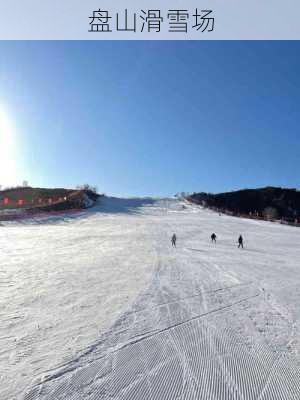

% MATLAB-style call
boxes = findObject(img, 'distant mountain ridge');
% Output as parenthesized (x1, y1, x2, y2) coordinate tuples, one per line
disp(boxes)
(0, 186, 100, 212)
(187, 187, 300, 221)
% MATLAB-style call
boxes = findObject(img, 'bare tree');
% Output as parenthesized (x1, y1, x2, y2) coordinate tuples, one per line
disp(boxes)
(77, 184, 98, 194)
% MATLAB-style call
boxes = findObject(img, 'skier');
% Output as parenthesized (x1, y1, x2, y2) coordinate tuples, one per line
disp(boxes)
(171, 233, 177, 247)
(211, 233, 217, 243)
(238, 235, 244, 249)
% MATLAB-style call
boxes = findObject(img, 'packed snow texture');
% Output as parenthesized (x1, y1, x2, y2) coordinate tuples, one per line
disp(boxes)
(1, 198, 300, 399)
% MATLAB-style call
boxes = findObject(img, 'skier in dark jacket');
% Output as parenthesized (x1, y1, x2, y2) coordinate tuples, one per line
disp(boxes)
(171, 233, 177, 247)
(211, 233, 217, 243)
(238, 235, 244, 248)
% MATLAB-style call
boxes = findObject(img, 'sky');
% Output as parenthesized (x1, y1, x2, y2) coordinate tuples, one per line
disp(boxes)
(0, 41, 299, 197)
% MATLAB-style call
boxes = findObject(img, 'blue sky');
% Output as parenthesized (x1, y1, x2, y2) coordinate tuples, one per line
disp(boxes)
(0, 41, 299, 196)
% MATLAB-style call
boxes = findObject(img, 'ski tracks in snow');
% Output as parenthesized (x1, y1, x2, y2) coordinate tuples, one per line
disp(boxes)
(23, 240, 300, 400)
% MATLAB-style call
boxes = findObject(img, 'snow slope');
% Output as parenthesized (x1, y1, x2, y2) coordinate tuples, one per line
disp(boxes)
(1, 197, 300, 399)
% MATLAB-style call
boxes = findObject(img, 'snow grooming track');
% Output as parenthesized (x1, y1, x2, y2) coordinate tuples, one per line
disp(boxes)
(3, 197, 300, 400)
(23, 203, 300, 399)
(23, 260, 300, 400)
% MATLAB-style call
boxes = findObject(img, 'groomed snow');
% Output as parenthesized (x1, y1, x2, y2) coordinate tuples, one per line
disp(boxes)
(1, 197, 300, 399)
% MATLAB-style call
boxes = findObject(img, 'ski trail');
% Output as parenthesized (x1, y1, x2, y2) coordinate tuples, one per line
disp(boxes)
(2, 197, 300, 399)
(24, 247, 300, 399)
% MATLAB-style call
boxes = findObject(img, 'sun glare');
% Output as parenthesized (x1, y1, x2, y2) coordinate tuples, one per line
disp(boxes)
(0, 106, 18, 188)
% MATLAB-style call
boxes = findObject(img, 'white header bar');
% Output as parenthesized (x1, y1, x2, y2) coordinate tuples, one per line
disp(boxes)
(0, 0, 299, 40)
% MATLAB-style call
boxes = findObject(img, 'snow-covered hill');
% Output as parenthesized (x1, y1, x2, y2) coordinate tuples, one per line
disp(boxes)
(1, 197, 300, 399)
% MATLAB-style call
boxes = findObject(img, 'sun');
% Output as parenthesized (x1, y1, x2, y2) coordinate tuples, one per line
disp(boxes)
(0, 105, 18, 188)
